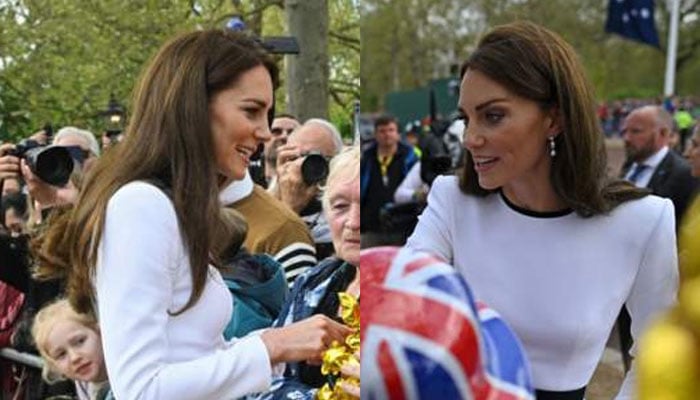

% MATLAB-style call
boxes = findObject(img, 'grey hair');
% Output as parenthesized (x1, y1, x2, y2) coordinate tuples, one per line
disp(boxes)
(322, 145, 360, 213)
(303, 118, 344, 154)
(53, 126, 101, 157)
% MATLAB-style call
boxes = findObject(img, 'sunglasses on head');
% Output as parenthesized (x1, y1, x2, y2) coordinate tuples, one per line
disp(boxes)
(62, 146, 92, 163)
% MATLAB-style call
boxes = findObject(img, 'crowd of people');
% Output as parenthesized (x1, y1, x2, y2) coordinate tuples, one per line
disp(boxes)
(0, 29, 360, 400)
(3, 15, 700, 400)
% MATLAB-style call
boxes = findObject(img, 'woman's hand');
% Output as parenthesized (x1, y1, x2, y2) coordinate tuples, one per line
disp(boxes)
(260, 314, 352, 365)
(339, 351, 360, 398)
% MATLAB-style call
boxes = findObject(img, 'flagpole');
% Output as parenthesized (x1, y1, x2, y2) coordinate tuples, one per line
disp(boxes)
(664, 0, 680, 96)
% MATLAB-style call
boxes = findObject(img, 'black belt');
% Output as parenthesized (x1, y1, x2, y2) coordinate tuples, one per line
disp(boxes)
(536, 387, 585, 400)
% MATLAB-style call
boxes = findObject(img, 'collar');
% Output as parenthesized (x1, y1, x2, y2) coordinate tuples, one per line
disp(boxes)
(219, 170, 254, 205)
(639, 146, 669, 170)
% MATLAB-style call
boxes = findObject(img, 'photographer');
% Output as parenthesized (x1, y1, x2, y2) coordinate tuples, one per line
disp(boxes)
(270, 119, 343, 259)
(0, 127, 99, 217)
(0, 126, 100, 399)
(264, 114, 300, 185)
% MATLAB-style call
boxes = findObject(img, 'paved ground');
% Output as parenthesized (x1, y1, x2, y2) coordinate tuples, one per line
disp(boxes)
(586, 335, 625, 399)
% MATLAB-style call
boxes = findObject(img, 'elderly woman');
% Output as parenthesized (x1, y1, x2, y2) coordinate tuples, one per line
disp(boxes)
(252, 145, 360, 399)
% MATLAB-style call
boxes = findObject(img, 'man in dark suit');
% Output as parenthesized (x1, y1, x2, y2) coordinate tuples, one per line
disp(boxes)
(620, 105, 698, 226)
(616, 105, 698, 371)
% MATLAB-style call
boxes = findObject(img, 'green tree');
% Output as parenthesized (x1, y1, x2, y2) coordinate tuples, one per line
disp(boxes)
(0, 0, 359, 141)
(361, 0, 700, 112)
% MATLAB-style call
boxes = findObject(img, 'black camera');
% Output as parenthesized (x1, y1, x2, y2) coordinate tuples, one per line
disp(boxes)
(8, 139, 74, 186)
(300, 152, 329, 186)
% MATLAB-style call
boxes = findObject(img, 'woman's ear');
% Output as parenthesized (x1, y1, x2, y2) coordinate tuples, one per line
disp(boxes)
(545, 106, 564, 138)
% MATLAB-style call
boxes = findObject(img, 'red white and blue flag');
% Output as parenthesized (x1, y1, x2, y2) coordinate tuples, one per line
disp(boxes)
(361, 247, 534, 400)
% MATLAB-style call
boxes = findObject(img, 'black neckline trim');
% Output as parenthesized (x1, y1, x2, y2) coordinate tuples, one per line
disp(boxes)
(499, 191, 573, 218)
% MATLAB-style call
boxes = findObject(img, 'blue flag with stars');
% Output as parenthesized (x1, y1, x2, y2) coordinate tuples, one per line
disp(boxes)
(605, 0, 660, 47)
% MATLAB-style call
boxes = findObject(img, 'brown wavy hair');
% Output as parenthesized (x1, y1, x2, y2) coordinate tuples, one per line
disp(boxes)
(34, 29, 278, 315)
(459, 21, 646, 217)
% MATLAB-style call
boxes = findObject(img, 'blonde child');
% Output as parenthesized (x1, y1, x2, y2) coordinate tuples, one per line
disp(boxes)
(32, 299, 111, 400)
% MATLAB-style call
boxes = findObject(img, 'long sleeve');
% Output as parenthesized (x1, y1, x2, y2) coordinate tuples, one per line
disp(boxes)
(616, 199, 679, 399)
(404, 176, 454, 262)
(394, 162, 424, 204)
(96, 182, 271, 399)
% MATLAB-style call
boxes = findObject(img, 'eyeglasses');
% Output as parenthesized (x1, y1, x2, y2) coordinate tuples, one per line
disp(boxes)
(271, 127, 295, 136)
(62, 146, 92, 163)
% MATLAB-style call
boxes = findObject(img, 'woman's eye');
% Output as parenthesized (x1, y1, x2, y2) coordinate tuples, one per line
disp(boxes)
(54, 351, 66, 360)
(485, 112, 504, 124)
(243, 108, 259, 117)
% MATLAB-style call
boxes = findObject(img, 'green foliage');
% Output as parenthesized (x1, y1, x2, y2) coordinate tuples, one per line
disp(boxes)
(0, 0, 213, 140)
(0, 0, 359, 141)
(361, 0, 480, 112)
(361, 0, 700, 112)
(327, 0, 360, 138)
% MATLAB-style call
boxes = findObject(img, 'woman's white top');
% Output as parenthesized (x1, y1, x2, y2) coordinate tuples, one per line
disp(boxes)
(406, 176, 678, 395)
(96, 181, 271, 399)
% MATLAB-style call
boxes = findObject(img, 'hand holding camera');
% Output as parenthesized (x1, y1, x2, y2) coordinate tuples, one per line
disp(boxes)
(0, 129, 77, 209)
(275, 144, 326, 213)
(20, 159, 78, 209)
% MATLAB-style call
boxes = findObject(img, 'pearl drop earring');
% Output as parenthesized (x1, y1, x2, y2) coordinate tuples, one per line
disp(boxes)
(548, 136, 556, 157)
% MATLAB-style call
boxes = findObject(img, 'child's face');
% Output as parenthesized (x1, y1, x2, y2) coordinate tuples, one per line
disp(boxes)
(45, 319, 106, 382)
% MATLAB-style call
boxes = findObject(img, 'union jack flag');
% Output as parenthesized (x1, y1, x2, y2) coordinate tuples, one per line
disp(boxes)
(361, 246, 534, 400)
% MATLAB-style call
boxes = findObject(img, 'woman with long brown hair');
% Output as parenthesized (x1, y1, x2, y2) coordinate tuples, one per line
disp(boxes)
(406, 21, 678, 399)
(36, 29, 349, 399)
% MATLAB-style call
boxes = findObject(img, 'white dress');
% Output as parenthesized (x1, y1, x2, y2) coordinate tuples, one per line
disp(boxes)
(96, 181, 271, 399)
(406, 176, 678, 396)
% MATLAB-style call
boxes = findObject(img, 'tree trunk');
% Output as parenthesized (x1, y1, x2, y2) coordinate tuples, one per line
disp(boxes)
(285, 0, 329, 120)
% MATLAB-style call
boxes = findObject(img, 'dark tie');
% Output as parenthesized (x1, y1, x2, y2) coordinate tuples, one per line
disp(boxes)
(627, 164, 648, 184)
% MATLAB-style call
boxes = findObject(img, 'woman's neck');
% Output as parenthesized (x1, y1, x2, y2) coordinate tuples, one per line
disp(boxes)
(501, 179, 566, 213)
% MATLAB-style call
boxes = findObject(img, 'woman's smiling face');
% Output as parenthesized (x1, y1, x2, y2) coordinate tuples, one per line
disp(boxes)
(210, 65, 273, 181)
(459, 68, 558, 192)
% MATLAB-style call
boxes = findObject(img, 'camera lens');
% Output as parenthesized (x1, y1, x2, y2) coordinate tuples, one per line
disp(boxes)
(301, 153, 329, 186)
(24, 146, 74, 186)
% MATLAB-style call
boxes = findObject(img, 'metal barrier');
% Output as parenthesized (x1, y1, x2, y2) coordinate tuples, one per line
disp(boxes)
(0, 348, 44, 369)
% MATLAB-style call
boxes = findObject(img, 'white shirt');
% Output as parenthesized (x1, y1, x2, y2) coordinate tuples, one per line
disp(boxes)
(394, 162, 429, 204)
(625, 146, 669, 188)
(406, 176, 678, 396)
(96, 181, 271, 399)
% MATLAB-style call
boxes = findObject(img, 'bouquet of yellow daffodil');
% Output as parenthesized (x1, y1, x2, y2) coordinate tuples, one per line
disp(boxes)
(317, 293, 360, 400)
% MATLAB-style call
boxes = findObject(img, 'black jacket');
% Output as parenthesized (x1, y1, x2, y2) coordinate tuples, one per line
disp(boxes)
(622, 150, 699, 227)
